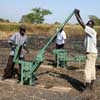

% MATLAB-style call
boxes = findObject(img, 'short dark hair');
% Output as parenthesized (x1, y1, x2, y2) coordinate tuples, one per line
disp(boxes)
(19, 24, 26, 32)
(86, 20, 95, 26)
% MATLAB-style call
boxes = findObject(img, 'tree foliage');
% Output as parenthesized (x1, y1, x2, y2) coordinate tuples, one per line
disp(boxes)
(0, 18, 9, 23)
(20, 8, 52, 24)
(88, 15, 100, 26)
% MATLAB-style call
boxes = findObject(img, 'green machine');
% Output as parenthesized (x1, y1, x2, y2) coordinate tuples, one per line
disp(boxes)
(53, 49, 67, 67)
(13, 10, 75, 85)
(53, 49, 86, 67)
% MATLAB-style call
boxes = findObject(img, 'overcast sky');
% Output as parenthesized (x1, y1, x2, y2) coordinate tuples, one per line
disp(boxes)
(0, 0, 100, 23)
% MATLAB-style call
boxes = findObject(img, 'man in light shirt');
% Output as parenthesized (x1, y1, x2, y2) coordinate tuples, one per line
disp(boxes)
(75, 9, 98, 90)
(2, 25, 28, 80)
(55, 29, 66, 67)
(56, 29, 66, 49)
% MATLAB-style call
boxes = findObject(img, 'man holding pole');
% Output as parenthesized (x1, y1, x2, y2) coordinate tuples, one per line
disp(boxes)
(2, 25, 28, 80)
(74, 9, 98, 90)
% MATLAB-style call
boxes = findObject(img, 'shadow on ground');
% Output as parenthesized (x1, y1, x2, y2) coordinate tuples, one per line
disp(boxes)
(50, 72, 86, 92)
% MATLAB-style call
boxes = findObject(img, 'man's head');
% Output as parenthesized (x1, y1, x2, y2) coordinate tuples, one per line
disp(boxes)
(86, 20, 95, 28)
(19, 25, 26, 36)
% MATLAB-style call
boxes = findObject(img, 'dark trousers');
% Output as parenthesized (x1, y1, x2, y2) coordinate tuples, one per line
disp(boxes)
(3, 55, 15, 78)
(56, 44, 64, 49)
(3, 55, 22, 79)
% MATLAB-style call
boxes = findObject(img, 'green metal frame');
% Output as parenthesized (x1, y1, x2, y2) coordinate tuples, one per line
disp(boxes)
(53, 49, 67, 67)
(53, 49, 86, 67)
(13, 10, 75, 85)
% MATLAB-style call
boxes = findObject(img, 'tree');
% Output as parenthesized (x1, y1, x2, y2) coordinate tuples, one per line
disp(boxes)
(20, 8, 52, 24)
(0, 18, 10, 23)
(54, 21, 60, 25)
(88, 15, 100, 26)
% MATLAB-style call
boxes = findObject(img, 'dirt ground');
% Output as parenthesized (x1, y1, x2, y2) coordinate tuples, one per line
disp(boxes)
(0, 36, 100, 100)
(0, 64, 100, 100)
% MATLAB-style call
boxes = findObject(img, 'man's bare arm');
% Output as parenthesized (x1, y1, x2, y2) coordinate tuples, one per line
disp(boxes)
(74, 9, 85, 29)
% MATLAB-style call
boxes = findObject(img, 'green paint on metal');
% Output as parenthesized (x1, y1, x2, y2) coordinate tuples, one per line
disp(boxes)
(53, 49, 67, 67)
(53, 49, 86, 67)
(13, 10, 75, 85)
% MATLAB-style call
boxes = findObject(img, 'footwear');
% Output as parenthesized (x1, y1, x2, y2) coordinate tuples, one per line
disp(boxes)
(1, 75, 12, 80)
(1, 77, 7, 80)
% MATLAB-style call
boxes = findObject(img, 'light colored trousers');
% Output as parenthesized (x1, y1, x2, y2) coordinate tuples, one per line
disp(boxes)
(85, 53, 97, 83)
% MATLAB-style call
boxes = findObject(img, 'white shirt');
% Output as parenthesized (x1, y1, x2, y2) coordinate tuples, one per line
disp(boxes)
(56, 30, 66, 45)
(84, 26, 97, 53)
(9, 32, 27, 56)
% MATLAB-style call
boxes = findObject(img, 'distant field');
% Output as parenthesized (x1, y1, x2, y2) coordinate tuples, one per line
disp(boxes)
(0, 22, 100, 40)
